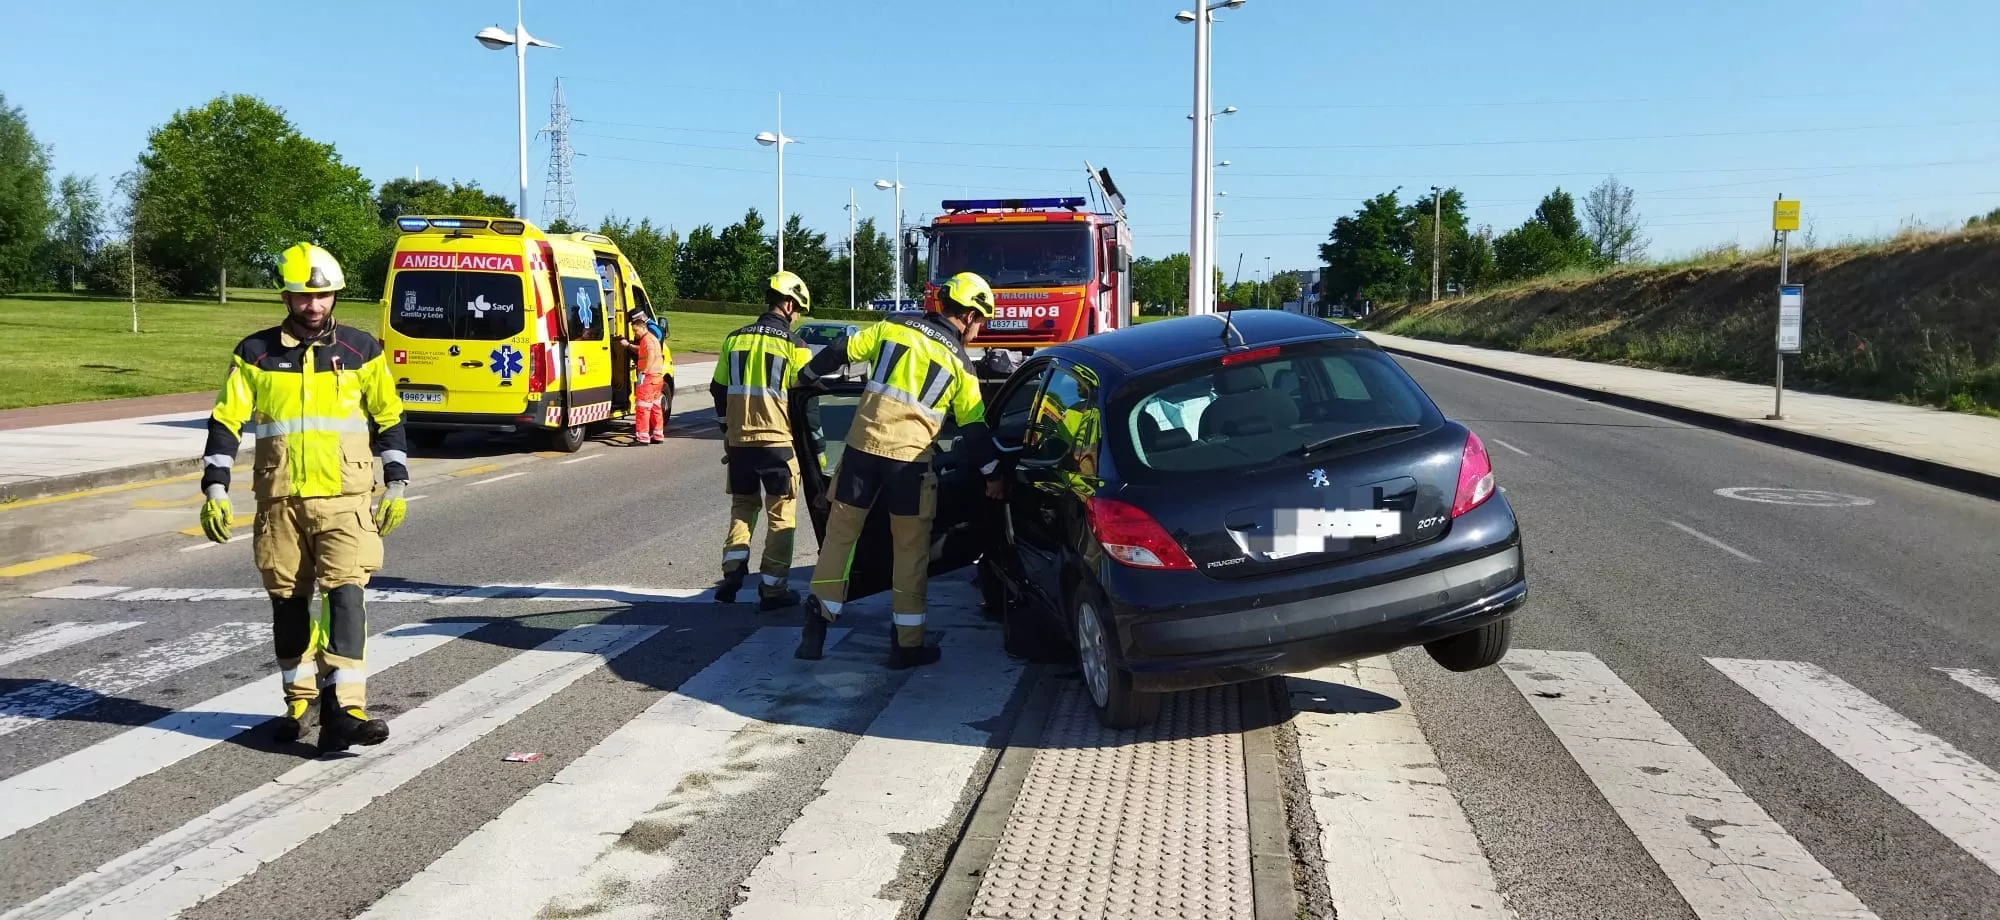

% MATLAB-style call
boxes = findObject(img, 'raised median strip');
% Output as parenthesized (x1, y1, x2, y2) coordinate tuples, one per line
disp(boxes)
(1365, 331, 2000, 501)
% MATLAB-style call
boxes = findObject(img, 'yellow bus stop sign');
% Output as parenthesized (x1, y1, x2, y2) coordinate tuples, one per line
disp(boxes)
(1773, 199, 1801, 232)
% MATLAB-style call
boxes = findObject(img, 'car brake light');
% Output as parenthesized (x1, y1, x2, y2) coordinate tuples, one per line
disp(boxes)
(1221, 345, 1280, 365)
(1451, 431, 1497, 518)
(1087, 497, 1194, 570)
(527, 343, 550, 393)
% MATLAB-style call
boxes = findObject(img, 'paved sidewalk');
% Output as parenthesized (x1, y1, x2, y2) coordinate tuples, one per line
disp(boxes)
(1365, 332, 2000, 492)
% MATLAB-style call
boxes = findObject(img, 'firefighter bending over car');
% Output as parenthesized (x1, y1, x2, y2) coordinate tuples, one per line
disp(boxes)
(712, 271, 820, 610)
(198, 242, 410, 753)
(794, 272, 1003, 669)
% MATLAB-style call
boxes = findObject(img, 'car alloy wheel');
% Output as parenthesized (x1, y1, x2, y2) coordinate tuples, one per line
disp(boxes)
(1077, 598, 1111, 708)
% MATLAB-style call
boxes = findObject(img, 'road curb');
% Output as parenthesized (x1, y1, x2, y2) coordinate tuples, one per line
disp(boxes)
(1376, 344, 2000, 502)
(0, 455, 223, 506)
(922, 666, 1058, 920)
(1242, 679, 1302, 920)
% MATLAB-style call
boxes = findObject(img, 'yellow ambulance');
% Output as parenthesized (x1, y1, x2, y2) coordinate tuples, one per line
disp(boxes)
(380, 216, 673, 452)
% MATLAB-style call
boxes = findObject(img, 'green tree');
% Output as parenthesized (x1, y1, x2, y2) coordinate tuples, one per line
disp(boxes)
(1130, 253, 1191, 314)
(1582, 175, 1647, 266)
(1451, 226, 1497, 294)
(135, 94, 376, 300)
(596, 214, 679, 306)
(779, 213, 840, 311)
(1493, 188, 1593, 282)
(1320, 191, 1414, 305)
(0, 92, 53, 293)
(374, 177, 512, 224)
(544, 217, 582, 234)
(847, 217, 894, 305)
(1967, 207, 2000, 228)
(1269, 271, 1302, 306)
(47, 174, 103, 290)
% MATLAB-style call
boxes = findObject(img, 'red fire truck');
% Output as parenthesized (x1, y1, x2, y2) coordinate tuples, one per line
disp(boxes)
(918, 183, 1133, 354)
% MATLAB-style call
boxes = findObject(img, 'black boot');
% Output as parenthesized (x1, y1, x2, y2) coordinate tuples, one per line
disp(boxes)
(272, 698, 313, 744)
(318, 695, 390, 753)
(886, 642, 942, 670)
(758, 587, 801, 613)
(714, 569, 746, 604)
(794, 597, 830, 660)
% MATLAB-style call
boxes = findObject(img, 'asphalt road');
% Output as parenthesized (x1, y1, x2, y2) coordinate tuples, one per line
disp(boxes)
(0, 349, 1994, 920)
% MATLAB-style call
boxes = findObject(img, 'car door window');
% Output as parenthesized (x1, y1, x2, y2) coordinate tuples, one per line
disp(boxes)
(558, 275, 606, 341)
(991, 364, 1051, 450)
(1025, 364, 1096, 470)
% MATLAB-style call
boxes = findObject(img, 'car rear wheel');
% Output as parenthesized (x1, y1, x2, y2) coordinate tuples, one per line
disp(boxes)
(1424, 618, 1513, 672)
(1073, 587, 1159, 729)
(409, 429, 448, 451)
(661, 381, 675, 434)
(547, 424, 587, 453)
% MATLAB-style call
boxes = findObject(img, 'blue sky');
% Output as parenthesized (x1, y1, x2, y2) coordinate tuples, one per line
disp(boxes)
(8, 1, 2000, 281)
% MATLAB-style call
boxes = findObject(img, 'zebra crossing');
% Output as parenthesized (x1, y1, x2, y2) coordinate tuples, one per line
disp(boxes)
(2, 584, 1999, 919)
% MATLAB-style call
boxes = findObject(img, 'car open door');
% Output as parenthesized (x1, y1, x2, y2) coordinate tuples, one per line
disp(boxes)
(792, 380, 988, 603)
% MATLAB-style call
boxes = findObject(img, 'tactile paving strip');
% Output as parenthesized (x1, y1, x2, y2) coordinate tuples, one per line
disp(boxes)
(966, 684, 1253, 920)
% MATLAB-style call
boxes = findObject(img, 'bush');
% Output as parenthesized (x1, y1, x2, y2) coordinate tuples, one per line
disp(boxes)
(82, 241, 169, 302)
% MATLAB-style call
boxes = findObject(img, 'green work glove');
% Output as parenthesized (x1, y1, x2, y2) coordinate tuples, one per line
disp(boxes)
(375, 481, 409, 537)
(199, 484, 232, 544)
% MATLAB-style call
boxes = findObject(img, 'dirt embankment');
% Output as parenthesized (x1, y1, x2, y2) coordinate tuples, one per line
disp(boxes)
(1360, 229, 2000, 413)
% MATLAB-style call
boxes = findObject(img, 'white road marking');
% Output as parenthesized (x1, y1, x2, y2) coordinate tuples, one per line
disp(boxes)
(0, 620, 482, 841)
(0, 621, 143, 668)
(1290, 656, 1512, 920)
(558, 454, 602, 465)
(1937, 668, 2000, 706)
(1711, 657, 2000, 877)
(731, 632, 1026, 919)
(6, 623, 661, 920)
(27, 583, 713, 606)
(473, 471, 528, 486)
(21, 586, 129, 601)
(1664, 521, 1761, 563)
(404, 494, 429, 502)
(1487, 437, 1531, 457)
(1510, 651, 1878, 920)
(359, 625, 856, 920)
(0, 622, 265, 737)
(178, 534, 250, 552)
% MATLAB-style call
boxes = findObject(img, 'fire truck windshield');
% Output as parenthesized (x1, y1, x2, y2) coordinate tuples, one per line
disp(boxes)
(931, 226, 1093, 288)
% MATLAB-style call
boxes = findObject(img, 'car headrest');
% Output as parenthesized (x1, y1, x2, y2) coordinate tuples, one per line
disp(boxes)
(1214, 366, 1267, 395)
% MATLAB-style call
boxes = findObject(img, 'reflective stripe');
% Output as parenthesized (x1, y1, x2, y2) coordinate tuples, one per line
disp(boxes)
(918, 365, 953, 408)
(891, 613, 926, 627)
(327, 669, 367, 685)
(723, 550, 751, 562)
(760, 574, 785, 586)
(279, 669, 300, 686)
(821, 599, 844, 617)
(251, 416, 370, 438)
(864, 380, 946, 422)
(203, 454, 234, 469)
(727, 385, 784, 399)
(380, 450, 409, 467)
(980, 460, 999, 476)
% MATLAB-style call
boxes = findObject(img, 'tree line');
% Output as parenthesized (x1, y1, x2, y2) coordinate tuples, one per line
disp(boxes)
(1318, 177, 1648, 307)
(0, 91, 913, 307)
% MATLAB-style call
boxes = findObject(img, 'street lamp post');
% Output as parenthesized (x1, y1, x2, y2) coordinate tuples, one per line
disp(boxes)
(475, 0, 558, 220)
(875, 156, 906, 311)
(755, 94, 797, 271)
(846, 188, 857, 311)
(1176, 0, 1246, 315)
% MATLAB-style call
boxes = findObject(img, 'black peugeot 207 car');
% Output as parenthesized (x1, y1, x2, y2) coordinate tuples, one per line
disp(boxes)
(792, 311, 1526, 728)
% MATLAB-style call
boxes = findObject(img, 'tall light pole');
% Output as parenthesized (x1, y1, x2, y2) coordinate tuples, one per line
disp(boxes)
(755, 94, 797, 270)
(475, 0, 558, 220)
(1429, 185, 1443, 302)
(1176, 0, 1246, 315)
(846, 188, 857, 311)
(1264, 255, 1272, 308)
(875, 156, 905, 310)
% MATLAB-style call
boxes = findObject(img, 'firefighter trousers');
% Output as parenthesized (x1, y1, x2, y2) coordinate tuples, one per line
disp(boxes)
(722, 445, 801, 597)
(809, 448, 936, 648)
(254, 493, 381, 711)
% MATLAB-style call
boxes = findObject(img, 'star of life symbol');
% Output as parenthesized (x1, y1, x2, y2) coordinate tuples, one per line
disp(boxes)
(574, 290, 596, 328)
(489, 344, 524, 381)
(1307, 468, 1331, 488)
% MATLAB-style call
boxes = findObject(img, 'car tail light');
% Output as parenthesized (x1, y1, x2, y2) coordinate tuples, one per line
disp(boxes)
(527, 343, 551, 394)
(1451, 431, 1497, 518)
(1087, 497, 1195, 570)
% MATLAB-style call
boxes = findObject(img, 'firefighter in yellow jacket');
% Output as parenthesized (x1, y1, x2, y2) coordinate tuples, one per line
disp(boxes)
(710, 271, 819, 610)
(794, 272, 1002, 669)
(197, 243, 410, 753)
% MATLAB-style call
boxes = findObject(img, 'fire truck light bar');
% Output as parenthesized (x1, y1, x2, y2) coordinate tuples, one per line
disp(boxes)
(941, 197, 1087, 211)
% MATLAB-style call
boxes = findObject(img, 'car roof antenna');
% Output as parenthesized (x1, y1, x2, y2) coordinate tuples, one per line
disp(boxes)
(1217, 308, 1244, 348)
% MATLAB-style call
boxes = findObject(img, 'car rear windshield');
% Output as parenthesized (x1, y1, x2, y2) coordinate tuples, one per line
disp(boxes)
(1117, 344, 1437, 477)
(797, 324, 847, 345)
(389, 270, 527, 341)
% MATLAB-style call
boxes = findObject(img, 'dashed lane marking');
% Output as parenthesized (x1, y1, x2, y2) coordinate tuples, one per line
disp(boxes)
(0, 620, 143, 668)
(0, 553, 97, 578)
(1664, 520, 1761, 563)
(450, 463, 506, 478)
(473, 472, 528, 486)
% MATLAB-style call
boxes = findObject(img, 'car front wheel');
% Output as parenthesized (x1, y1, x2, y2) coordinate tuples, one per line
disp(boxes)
(1073, 587, 1159, 729)
(1424, 618, 1514, 672)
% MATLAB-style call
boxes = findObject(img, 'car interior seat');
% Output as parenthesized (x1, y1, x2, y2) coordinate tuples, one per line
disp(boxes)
(1137, 409, 1193, 456)
(1200, 366, 1300, 440)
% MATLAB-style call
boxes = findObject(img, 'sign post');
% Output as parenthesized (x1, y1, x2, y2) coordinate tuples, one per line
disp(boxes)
(1768, 197, 1802, 419)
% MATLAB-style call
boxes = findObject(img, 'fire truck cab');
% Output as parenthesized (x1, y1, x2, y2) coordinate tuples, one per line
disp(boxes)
(921, 196, 1133, 355)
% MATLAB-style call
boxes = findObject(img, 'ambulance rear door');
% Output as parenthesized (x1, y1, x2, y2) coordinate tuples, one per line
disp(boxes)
(386, 247, 534, 418)
(551, 243, 616, 427)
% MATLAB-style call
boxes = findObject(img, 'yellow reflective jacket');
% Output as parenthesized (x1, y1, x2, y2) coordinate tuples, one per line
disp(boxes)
(709, 312, 814, 448)
(202, 324, 409, 501)
(806, 314, 992, 468)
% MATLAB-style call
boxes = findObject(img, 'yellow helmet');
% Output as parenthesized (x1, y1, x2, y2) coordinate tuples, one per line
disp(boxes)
(767, 270, 811, 312)
(938, 271, 996, 319)
(276, 242, 345, 294)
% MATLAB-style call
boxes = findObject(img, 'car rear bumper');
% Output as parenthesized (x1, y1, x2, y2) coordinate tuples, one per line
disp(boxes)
(1117, 545, 1526, 693)
(403, 410, 539, 433)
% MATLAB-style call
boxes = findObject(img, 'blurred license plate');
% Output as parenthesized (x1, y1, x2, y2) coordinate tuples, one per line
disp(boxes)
(985, 319, 1029, 330)
(399, 391, 444, 405)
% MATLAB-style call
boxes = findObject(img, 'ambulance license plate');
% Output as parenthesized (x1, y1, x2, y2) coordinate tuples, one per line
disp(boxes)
(985, 319, 1029, 330)
(399, 391, 444, 405)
